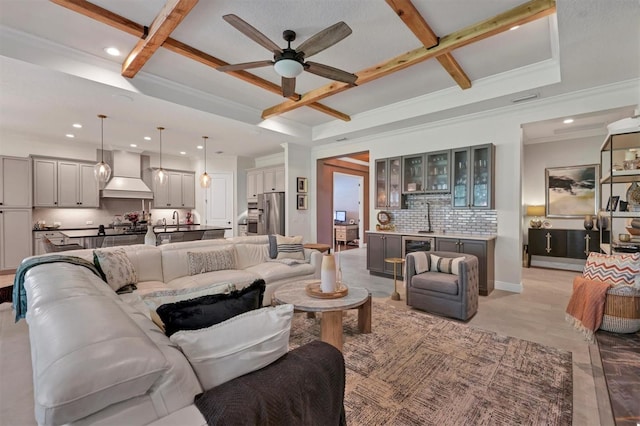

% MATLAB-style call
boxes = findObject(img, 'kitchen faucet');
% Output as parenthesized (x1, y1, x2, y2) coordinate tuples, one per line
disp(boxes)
(172, 211, 179, 231)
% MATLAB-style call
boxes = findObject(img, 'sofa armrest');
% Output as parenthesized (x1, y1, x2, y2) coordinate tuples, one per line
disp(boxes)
(194, 340, 346, 425)
(306, 249, 323, 279)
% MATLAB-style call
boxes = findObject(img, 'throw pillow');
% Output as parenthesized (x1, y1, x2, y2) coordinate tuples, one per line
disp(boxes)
(157, 279, 266, 336)
(170, 304, 293, 390)
(583, 252, 640, 287)
(430, 254, 465, 276)
(268, 234, 279, 259)
(93, 248, 138, 291)
(276, 235, 305, 260)
(187, 247, 236, 276)
(413, 251, 431, 274)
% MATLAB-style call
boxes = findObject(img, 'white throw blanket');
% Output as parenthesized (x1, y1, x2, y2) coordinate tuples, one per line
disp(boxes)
(413, 252, 430, 274)
(267, 258, 309, 266)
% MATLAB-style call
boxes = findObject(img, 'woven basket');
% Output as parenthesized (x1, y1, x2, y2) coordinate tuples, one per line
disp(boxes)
(599, 286, 640, 333)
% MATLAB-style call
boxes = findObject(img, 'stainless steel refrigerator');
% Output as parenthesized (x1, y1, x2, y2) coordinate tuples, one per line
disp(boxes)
(257, 192, 285, 235)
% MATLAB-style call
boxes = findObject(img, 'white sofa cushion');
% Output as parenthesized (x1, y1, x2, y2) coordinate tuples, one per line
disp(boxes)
(170, 304, 293, 390)
(245, 261, 316, 283)
(166, 269, 260, 292)
(234, 243, 269, 269)
(27, 289, 169, 425)
(187, 247, 236, 275)
(160, 241, 233, 283)
(142, 282, 236, 311)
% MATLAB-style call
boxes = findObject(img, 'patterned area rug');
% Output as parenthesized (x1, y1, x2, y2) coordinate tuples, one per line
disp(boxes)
(289, 301, 572, 426)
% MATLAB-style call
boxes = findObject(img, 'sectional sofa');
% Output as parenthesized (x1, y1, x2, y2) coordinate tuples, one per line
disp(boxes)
(11, 235, 346, 425)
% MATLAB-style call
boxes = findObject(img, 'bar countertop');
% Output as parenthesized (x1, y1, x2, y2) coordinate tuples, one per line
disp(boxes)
(365, 230, 496, 241)
(59, 225, 230, 239)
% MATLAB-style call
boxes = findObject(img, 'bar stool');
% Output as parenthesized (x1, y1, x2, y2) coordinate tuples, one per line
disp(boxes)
(384, 257, 405, 301)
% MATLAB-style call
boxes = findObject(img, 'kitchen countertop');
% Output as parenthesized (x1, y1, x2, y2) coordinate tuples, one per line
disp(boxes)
(365, 230, 497, 241)
(59, 225, 229, 239)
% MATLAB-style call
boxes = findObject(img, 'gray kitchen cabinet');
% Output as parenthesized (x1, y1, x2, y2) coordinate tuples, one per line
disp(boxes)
(153, 171, 195, 208)
(33, 158, 58, 207)
(375, 157, 403, 209)
(451, 144, 495, 209)
(0, 208, 32, 270)
(424, 150, 451, 193)
(366, 233, 403, 277)
(436, 237, 495, 295)
(0, 156, 32, 208)
(402, 153, 426, 194)
(33, 157, 98, 208)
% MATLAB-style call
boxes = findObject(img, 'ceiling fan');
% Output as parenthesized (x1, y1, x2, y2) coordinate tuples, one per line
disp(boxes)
(217, 14, 358, 97)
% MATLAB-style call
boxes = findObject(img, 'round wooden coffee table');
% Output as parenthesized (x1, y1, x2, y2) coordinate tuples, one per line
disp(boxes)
(273, 282, 371, 352)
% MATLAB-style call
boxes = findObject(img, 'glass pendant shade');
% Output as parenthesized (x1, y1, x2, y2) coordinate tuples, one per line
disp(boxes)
(199, 135, 211, 188)
(155, 126, 167, 185)
(94, 114, 111, 183)
(94, 161, 111, 182)
(274, 58, 304, 78)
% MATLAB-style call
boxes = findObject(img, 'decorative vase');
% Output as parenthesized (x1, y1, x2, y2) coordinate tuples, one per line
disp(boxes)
(583, 215, 594, 230)
(144, 217, 156, 246)
(320, 254, 337, 293)
(596, 211, 608, 231)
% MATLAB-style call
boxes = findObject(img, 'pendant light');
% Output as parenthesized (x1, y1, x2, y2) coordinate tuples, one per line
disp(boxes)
(154, 126, 167, 185)
(94, 114, 112, 183)
(199, 136, 211, 188)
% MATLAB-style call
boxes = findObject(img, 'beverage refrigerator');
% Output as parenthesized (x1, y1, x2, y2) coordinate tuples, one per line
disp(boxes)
(257, 192, 285, 235)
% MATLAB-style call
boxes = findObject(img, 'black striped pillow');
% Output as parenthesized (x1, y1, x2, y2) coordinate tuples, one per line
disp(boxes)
(276, 235, 305, 260)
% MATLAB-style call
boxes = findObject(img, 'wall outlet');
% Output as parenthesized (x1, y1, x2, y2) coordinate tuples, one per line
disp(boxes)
(86, 220, 93, 225)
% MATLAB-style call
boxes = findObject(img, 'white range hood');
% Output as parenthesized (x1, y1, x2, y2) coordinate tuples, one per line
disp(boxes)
(101, 151, 153, 199)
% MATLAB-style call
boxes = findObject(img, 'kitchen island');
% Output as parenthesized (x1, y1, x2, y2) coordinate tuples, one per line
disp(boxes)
(58, 225, 229, 248)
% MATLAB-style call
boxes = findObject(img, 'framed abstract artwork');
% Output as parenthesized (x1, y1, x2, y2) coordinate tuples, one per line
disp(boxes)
(545, 164, 599, 218)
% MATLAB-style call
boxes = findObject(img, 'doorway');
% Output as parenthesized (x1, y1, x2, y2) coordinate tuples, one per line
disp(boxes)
(316, 152, 369, 248)
(333, 172, 364, 251)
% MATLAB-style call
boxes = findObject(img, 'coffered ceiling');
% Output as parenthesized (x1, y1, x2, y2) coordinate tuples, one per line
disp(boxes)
(0, 0, 638, 159)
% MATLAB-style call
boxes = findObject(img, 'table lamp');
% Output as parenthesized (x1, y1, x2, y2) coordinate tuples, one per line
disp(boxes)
(526, 205, 545, 228)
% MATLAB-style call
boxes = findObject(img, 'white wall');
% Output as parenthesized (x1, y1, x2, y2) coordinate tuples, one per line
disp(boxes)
(284, 143, 311, 240)
(310, 79, 638, 291)
(333, 173, 360, 223)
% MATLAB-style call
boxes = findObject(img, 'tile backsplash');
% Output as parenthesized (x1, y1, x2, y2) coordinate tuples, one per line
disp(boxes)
(384, 194, 497, 235)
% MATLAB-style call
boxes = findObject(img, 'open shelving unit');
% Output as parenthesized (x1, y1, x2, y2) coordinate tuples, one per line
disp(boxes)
(599, 122, 640, 254)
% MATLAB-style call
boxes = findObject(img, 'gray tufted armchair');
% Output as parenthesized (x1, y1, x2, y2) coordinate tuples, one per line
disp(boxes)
(405, 251, 479, 321)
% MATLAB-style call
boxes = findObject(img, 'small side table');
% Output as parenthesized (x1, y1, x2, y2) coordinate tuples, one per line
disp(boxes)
(303, 243, 331, 254)
(384, 257, 405, 301)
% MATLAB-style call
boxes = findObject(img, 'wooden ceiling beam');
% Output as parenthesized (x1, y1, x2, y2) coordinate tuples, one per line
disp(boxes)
(50, 0, 350, 120)
(385, 0, 471, 89)
(122, 0, 198, 78)
(262, 0, 555, 120)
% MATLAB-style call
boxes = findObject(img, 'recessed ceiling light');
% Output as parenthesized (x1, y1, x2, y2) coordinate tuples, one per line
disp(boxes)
(563, 118, 574, 124)
(144, 136, 151, 141)
(65, 133, 75, 138)
(130, 144, 137, 148)
(104, 47, 121, 56)
(510, 25, 520, 31)
(197, 145, 203, 149)
(72, 123, 82, 128)
(180, 151, 186, 155)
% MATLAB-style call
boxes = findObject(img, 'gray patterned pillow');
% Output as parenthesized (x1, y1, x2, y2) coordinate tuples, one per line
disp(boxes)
(430, 254, 465, 276)
(276, 235, 305, 260)
(93, 248, 138, 291)
(187, 248, 236, 275)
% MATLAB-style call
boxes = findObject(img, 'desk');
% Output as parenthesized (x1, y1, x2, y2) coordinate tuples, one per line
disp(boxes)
(335, 225, 358, 245)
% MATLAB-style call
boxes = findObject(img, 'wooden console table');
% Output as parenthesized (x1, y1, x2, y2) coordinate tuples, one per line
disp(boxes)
(335, 224, 358, 245)
(527, 228, 599, 267)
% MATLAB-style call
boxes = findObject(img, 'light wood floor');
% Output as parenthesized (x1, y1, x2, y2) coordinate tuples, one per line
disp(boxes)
(0, 250, 611, 425)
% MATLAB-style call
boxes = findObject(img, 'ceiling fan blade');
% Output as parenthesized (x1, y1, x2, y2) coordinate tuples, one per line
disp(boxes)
(282, 77, 296, 98)
(305, 61, 358, 85)
(223, 14, 281, 53)
(217, 60, 274, 72)
(297, 22, 352, 58)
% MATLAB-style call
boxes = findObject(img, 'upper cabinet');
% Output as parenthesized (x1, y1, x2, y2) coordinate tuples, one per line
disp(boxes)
(153, 171, 195, 209)
(402, 154, 426, 194)
(33, 157, 98, 208)
(451, 144, 494, 209)
(0, 156, 32, 208)
(375, 157, 402, 209)
(246, 165, 285, 201)
(425, 150, 451, 193)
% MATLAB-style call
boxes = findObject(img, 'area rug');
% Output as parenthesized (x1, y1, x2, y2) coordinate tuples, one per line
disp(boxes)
(289, 301, 573, 426)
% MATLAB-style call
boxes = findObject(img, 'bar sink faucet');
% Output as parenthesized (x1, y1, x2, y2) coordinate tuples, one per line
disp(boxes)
(172, 211, 179, 231)
(162, 218, 167, 232)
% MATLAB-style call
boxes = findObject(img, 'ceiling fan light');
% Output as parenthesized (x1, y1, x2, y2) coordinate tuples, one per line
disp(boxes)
(94, 161, 111, 183)
(274, 59, 304, 78)
(199, 172, 211, 188)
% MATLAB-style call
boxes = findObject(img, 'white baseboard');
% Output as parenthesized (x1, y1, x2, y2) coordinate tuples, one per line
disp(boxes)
(495, 280, 523, 293)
